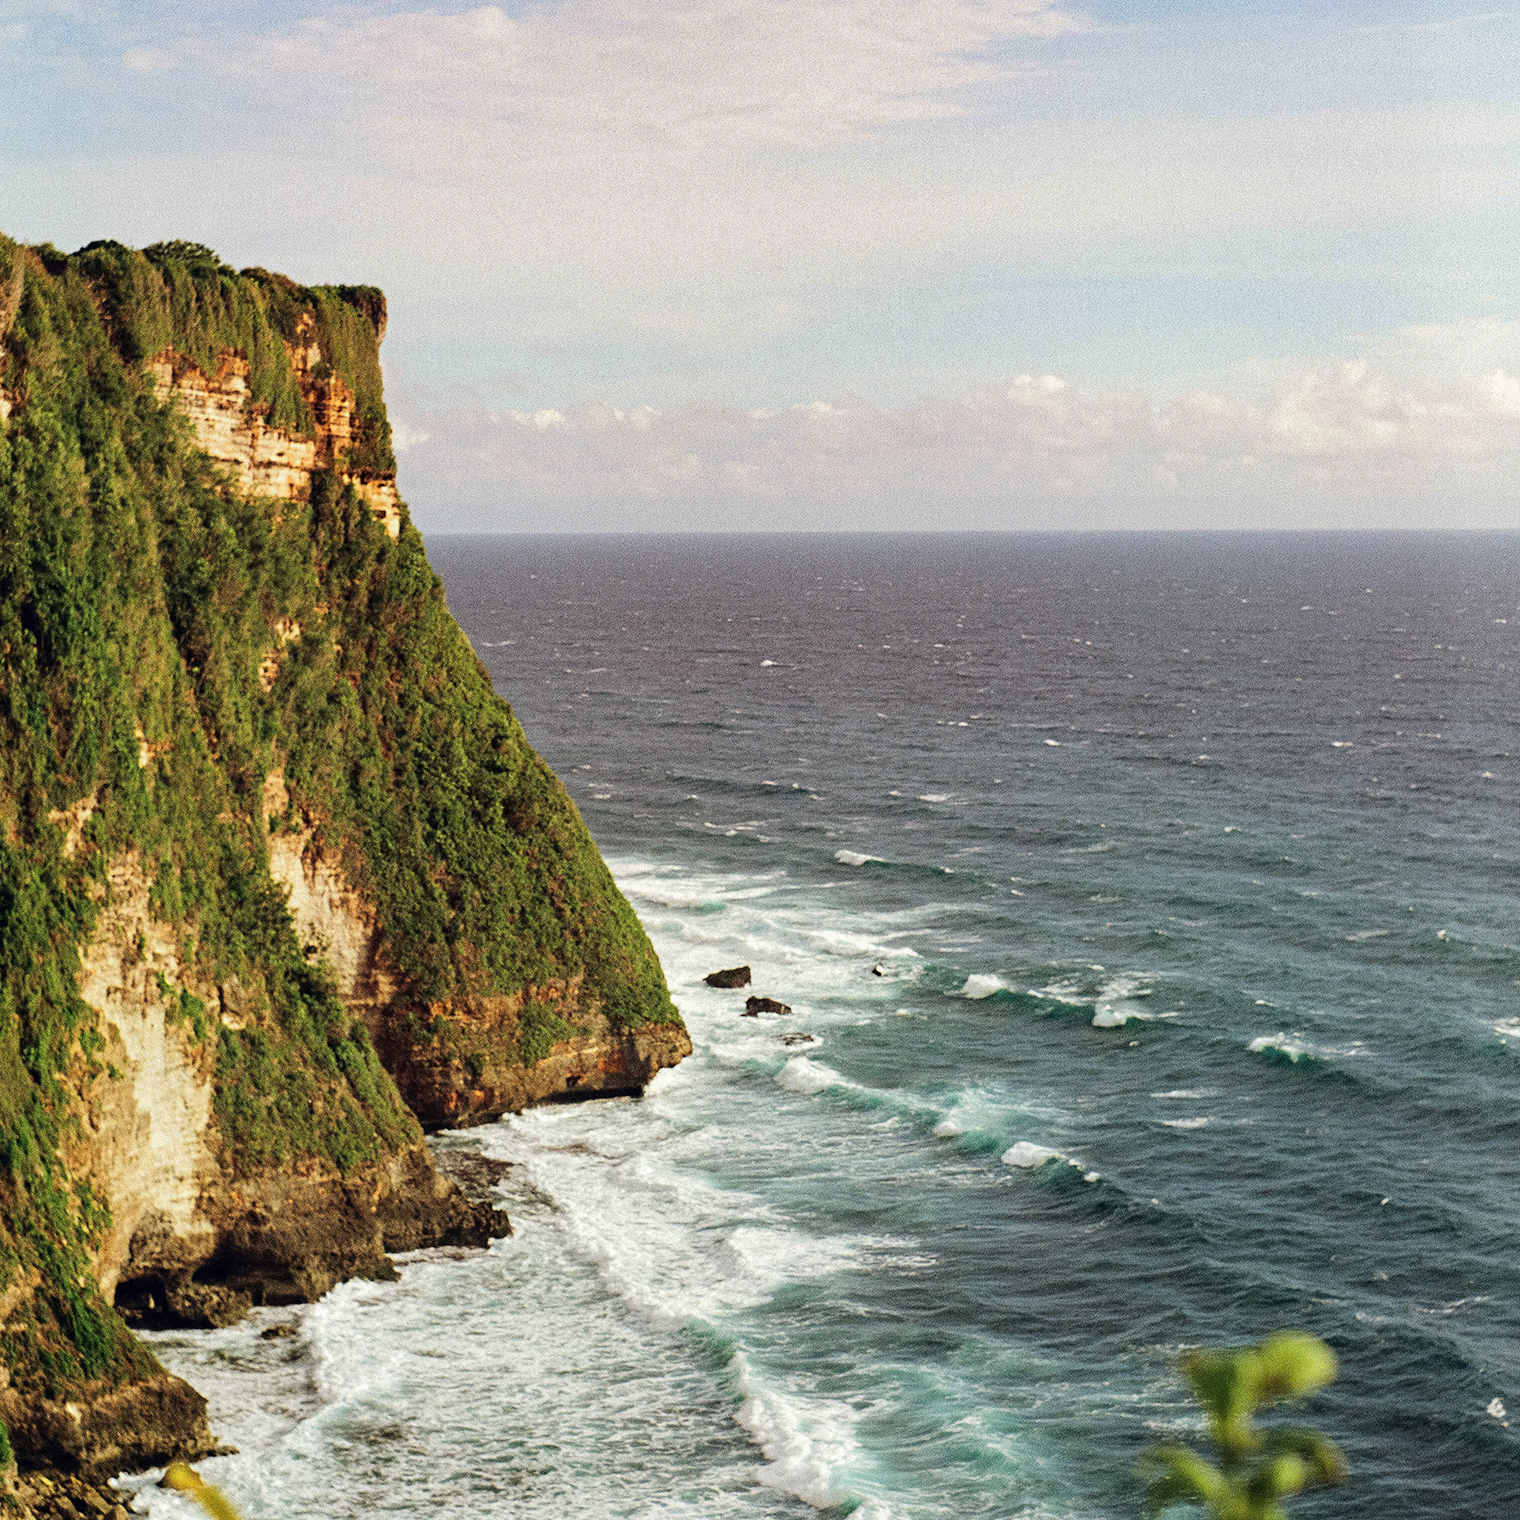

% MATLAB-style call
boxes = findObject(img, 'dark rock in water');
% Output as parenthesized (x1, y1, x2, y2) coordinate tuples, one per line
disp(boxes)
(745, 995, 792, 1015)
(706, 965, 752, 988)
(259, 1324, 297, 1340)
(780, 1032, 816, 1046)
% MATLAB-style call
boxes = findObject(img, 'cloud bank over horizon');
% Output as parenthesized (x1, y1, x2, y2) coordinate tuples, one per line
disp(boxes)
(391, 321, 1520, 530)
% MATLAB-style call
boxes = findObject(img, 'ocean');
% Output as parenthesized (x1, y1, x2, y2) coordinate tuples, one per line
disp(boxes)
(130, 532, 1520, 1520)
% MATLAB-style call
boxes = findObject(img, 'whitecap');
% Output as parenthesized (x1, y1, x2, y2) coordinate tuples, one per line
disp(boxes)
(1249, 1033, 1310, 1059)
(1031, 980, 1086, 1005)
(1152, 1088, 1215, 1100)
(1345, 929, 1389, 941)
(957, 973, 1009, 999)
(834, 849, 883, 867)
(1001, 1141, 1063, 1169)
(776, 1056, 851, 1095)
(730, 1350, 857, 1509)
(917, 793, 951, 802)
(726, 1226, 864, 1285)
(1092, 1003, 1148, 1028)
(610, 860, 659, 879)
(1159, 1117, 1212, 1130)
(760, 659, 777, 667)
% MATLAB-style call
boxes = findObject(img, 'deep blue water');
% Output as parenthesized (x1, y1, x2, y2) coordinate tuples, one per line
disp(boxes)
(137, 532, 1520, 1520)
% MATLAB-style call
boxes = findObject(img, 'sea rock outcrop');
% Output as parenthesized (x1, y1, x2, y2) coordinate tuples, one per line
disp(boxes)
(745, 996, 793, 1016)
(705, 965, 752, 988)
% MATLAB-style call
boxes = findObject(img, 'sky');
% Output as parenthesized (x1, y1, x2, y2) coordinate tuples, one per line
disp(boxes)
(5, 0, 1520, 531)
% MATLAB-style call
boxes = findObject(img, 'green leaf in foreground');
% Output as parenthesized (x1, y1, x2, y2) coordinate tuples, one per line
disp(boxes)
(1140, 1331, 1348, 1519)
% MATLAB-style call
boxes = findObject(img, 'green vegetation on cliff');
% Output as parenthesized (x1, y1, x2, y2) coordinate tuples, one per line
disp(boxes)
(0, 232, 680, 1403)
(279, 468, 677, 1025)
(69, 239, 394, 473)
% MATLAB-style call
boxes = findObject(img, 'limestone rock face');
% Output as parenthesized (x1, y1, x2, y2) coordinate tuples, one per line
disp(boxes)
(147, 350, 318, 502)
(262, 772, 691, 1129)
(65, 857, 506, 1326)
(72, 855, 220, 1303)
(149, 340, 402, 538)
(378, 989, 695, 1130)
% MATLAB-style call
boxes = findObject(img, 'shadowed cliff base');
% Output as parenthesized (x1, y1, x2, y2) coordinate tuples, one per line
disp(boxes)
(0, 232, 687, 1483)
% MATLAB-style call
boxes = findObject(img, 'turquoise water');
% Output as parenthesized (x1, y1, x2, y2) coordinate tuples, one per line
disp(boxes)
(133, 533, 1520, 1519)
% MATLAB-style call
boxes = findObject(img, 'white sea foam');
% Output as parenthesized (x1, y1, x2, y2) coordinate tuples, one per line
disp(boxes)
(1092, 1004, 1142, 1028)
(1159, 1117, 1212, 1130)
(1152, 1089, 1215, 1100)
(1248, 1033, 1310, 1059)
(731, 1350, 860, 1509)
(957, 973, 1009, 999)
(776, 1056, 852, 1095)
(932, 1116, 964, 1137)
(804, 926, 913, 958)
(633, 883, 732, 909)
(1249, 1030, 1366, 1065)
(1032, 980, 1087, 1005)
(917, 793, 951, 802)
(835, 849, 884, 866)
(1002, 1141, 1063, 1168)
(726, 1226, 866, 1285)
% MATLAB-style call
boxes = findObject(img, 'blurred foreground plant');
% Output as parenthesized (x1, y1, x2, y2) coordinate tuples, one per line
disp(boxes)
(161, 1461, 243, 1520)
(1141, 1331, 1347, 1519)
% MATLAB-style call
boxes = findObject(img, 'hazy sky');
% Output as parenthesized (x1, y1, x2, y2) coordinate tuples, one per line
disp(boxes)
(6, 0, 1520, 531)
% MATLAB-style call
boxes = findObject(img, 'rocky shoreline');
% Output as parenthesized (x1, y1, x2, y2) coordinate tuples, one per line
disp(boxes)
(12, 1466, 148, 1520)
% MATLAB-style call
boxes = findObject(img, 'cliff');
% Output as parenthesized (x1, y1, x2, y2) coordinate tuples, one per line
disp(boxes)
(0, 235, 688, 1478)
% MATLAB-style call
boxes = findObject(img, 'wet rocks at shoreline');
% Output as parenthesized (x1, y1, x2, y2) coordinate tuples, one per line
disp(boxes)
(13, 1470, 135, 1520)
(704, 965, 752, 988)
(743, 996, 792, 1016)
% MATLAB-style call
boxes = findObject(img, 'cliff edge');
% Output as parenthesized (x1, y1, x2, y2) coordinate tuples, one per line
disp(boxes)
(0, 236, 688, 1477)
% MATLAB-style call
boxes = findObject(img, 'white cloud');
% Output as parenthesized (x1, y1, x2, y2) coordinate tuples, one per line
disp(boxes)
(155, 0, 1091, 150)
(391, 341, 1520, 530)
(121, 45, 174, 73)
(390, 419, 433, 453)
